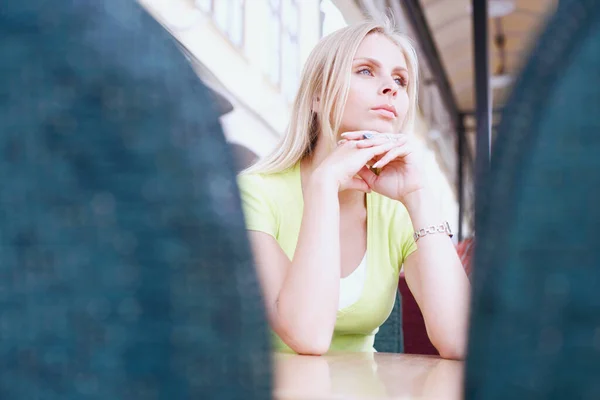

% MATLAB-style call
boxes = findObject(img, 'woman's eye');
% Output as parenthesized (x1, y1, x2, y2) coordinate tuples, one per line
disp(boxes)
(358, 68, 373, 76)
(394, 77, 408, 87)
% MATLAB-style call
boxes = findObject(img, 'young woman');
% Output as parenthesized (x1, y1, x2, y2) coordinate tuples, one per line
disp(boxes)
(238, 20, 470, 359)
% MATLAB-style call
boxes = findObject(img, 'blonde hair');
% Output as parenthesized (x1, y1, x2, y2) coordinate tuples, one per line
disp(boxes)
(243, 19, 419, 175)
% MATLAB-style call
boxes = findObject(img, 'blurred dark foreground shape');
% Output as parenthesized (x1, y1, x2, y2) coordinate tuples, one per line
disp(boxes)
(466, 0, 600, 398)
(0, 1, 271, 399)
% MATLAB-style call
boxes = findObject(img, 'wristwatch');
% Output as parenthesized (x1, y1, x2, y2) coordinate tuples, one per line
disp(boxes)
(413, 221, 453, 242)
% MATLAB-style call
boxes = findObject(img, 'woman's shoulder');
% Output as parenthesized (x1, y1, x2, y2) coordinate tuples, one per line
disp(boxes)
(236, 164, 301, 207)
(237, 165, 298, 191)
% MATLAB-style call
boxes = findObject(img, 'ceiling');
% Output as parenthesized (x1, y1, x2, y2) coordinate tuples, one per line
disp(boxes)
(420, 0, 558, 115)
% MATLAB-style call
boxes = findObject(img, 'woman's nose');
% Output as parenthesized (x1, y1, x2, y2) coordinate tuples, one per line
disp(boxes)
(380, 78, 398, 97)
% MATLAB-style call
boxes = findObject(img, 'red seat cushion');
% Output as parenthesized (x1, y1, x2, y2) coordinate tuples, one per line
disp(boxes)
(399, 238, 474, 355)
(399, 272, 438, 355)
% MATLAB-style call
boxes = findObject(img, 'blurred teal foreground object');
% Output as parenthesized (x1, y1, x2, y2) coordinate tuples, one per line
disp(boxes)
(466, 0, 600, 398)
(374, 291, 403, 353)
(0, 1, 272, 399)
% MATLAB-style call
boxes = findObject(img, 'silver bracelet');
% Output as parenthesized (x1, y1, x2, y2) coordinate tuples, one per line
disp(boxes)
(413, 221, 453, 242)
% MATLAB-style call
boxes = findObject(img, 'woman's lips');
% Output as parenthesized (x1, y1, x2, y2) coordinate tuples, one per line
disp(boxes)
(371, 108, 396, 119)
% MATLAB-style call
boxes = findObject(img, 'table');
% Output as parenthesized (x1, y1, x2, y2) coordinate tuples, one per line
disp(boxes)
(274, 352, 464, 399)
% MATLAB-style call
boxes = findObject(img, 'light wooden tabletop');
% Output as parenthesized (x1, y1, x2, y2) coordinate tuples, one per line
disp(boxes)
(274, 352, 464, 399)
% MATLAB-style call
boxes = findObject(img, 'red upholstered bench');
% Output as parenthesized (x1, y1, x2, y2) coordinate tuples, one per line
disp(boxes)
(398, 272, 438, 355)
(399, 238, 474, 355)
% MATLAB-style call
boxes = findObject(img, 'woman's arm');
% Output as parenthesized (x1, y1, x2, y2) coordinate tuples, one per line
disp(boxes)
(249, 174, 341, 355)
(343, 132, 471, 360)
(402, 189, 471, 360)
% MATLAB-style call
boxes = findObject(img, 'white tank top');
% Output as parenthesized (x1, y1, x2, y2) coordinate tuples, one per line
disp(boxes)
(338, 252, 367, 310)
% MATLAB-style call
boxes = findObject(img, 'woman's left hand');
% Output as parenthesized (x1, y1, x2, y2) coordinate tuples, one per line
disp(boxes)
(340, 131, 426, 203)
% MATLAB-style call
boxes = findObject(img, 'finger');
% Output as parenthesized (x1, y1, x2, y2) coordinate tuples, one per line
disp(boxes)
(372, 146, 410, 169)
(346, 177, 371, 193)
(372, 146, 412, 169)
(357, 165, 378, 188)
(355, 135, 408, 149)
(366, 154, 381, 167)
(344, 141, 395, 170)
(365, 141, 399, 159)
(342, 131, 407, 141)
(355, 137, 390, 148)
(340, 131, 377, 140)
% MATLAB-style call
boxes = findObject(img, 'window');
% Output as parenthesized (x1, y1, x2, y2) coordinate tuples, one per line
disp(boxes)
(281, 0, 300, 102)
(262, 0, 300, 102)
(264, 0, 282, 85)
(320, 0, 347, 38)
(196, 0, 245, 48)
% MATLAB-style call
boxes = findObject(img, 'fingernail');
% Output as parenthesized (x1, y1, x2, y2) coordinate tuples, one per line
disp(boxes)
(372, 162, 381, 168)
(341, 132, 348, 137)
(338, 139, 347, 145)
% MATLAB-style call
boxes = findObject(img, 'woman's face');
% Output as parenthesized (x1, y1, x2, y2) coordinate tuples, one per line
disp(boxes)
(338, 33, 410, 136)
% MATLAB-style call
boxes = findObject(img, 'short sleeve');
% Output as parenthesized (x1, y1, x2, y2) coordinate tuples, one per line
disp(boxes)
(396, 206, 417, 263)
(237, 173, 278, 239)
(402, 232, 418, 262)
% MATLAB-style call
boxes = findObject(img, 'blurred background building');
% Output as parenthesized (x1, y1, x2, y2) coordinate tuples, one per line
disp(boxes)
(139, 0, 557, 241)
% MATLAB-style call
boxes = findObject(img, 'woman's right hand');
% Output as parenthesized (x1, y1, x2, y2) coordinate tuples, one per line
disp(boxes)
(312, 131, 398, 193)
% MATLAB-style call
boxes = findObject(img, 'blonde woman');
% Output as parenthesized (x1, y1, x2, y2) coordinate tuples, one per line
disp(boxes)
(238, 20, 470, 359)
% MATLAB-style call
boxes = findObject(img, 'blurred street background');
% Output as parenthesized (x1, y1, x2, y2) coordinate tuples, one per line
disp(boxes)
(140, 0, 558, 241)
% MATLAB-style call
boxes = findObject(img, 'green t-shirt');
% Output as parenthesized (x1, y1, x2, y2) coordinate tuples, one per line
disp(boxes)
(237, 162, 417, 352)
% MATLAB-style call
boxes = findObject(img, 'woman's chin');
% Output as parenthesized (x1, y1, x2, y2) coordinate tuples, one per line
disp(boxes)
(361, 124, 395, 134)
(340, 121, 396, 134)
(366, 119, 397, 133)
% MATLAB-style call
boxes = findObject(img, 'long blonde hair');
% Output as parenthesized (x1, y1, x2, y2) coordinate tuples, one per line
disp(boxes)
(243, 19, 419, 175)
